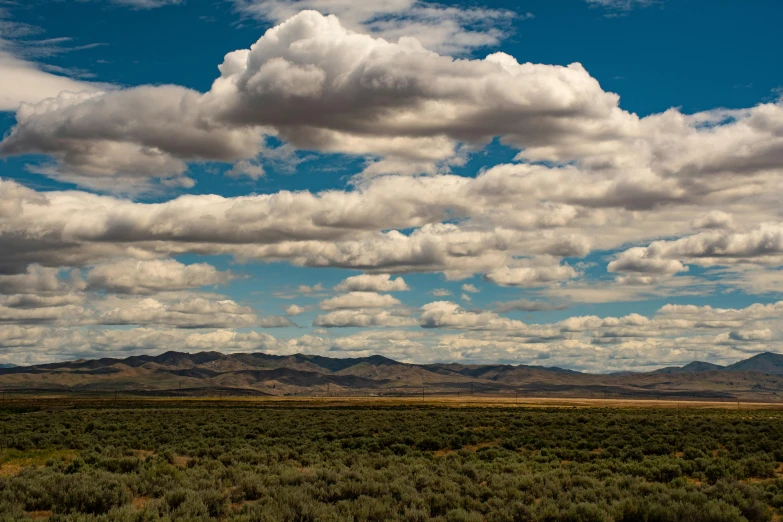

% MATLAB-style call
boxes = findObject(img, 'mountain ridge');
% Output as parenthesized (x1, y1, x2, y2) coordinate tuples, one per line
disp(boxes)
(2, 351, 782, 401)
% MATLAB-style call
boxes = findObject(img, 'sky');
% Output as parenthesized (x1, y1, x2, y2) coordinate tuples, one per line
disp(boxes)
(0, 0, 782, 371)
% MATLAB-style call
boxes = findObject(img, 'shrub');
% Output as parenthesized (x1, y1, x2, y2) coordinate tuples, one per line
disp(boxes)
(51, 471, 132, 515)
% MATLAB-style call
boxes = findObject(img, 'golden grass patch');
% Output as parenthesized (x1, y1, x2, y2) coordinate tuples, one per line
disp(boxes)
(434, 440, 500, 457)
(134, 450, 155, 460)
(0, 463, 24, 477)
(132, 497, 153, 509)
(172, 455, 192, 467)
(0, 448, 78, 476)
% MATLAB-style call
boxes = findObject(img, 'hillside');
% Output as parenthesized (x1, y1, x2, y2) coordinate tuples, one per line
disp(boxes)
(1, 351, 783, 401)
(724, 352, 783, 375)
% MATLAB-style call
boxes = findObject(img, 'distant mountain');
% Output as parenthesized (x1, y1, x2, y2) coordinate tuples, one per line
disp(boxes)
(1, 351, 781, 401)
(0, 364, 17, 369)
(683, 361, 725, 372)
(724, 352, 783, 375)
(654, 361, 724, 374)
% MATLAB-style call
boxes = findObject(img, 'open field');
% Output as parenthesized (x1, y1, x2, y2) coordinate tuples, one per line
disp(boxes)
(2, 401, 783, 520)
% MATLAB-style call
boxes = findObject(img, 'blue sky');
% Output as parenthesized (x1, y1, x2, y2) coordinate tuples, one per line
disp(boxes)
(0, 0, 782, 370)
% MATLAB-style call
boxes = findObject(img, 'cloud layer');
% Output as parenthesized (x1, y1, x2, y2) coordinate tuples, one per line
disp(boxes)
(3, 299, 781, 371)
(1, 8, 782, 369)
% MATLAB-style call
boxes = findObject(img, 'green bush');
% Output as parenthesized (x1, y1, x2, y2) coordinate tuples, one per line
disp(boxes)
(52, 471, 132, 515)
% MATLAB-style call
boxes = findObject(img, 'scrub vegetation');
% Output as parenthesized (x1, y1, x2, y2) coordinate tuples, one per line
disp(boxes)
(1, 403, 783, 521)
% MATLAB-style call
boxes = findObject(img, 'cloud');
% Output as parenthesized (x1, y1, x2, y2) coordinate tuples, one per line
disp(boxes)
(419, 301, 526, 330)
(484, 262, 578, 287)
(461, 283, 480, 293)
(612, 224, 783, 270)
(0, 295, 86, 326)
(494, 299, 569, 313)
(0, 10, 622, 188)
(430, 289, 451, 297)
(4, 9, 783, 207)
(541, 275, 712, 304)
(0, 87, 260, 191)
(297, 283, 324, 294)
(313, 309, 417, 328)
(0, 266, 293, 330)
(0, 179, 577, 278)
(207, 12, 626, 177)
(283, 303, 310, 316)
(86, 258, 234, 294)
(691, 211, 735, 231)
(586, 0, 658, 13)
(714, 267, 783, 295)
(2, 158, 780, 291)
(3, 9, 783, 339)
(334, 273, 409, 293)
(319, 291, 402, 310)
(96, 293, 294, 329)
(110, 0, 183, 8)
(2, 294, 84, 310)
(0, 9, 106, 112)
(0, 265, 70, 295)
(607, 247, 688, 276)
(729, 329, 773, 342)
(657, 301, 783, 323)
(328, 329, 426, 355)
(0, 51, 101, 112)
(231, 0, 516, 55)
(226, 159, 266, 179)
(0, 264, 87, 326)
(0, 326, 282, 366)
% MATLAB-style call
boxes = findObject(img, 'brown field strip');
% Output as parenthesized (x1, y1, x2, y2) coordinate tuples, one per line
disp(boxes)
(2, 395, 783, 409)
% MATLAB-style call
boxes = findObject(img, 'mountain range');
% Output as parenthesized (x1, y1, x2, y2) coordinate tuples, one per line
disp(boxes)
(1, 352, 783, 401)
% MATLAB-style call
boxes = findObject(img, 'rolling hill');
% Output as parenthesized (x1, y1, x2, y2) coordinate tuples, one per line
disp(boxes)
(2, 351, 783, 401)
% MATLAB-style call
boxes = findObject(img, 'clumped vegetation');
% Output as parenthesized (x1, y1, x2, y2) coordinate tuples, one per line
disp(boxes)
(1, 403, 783, 521)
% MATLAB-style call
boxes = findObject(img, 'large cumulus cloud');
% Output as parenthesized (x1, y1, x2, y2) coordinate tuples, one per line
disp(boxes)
(0, 10, 625, 187)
